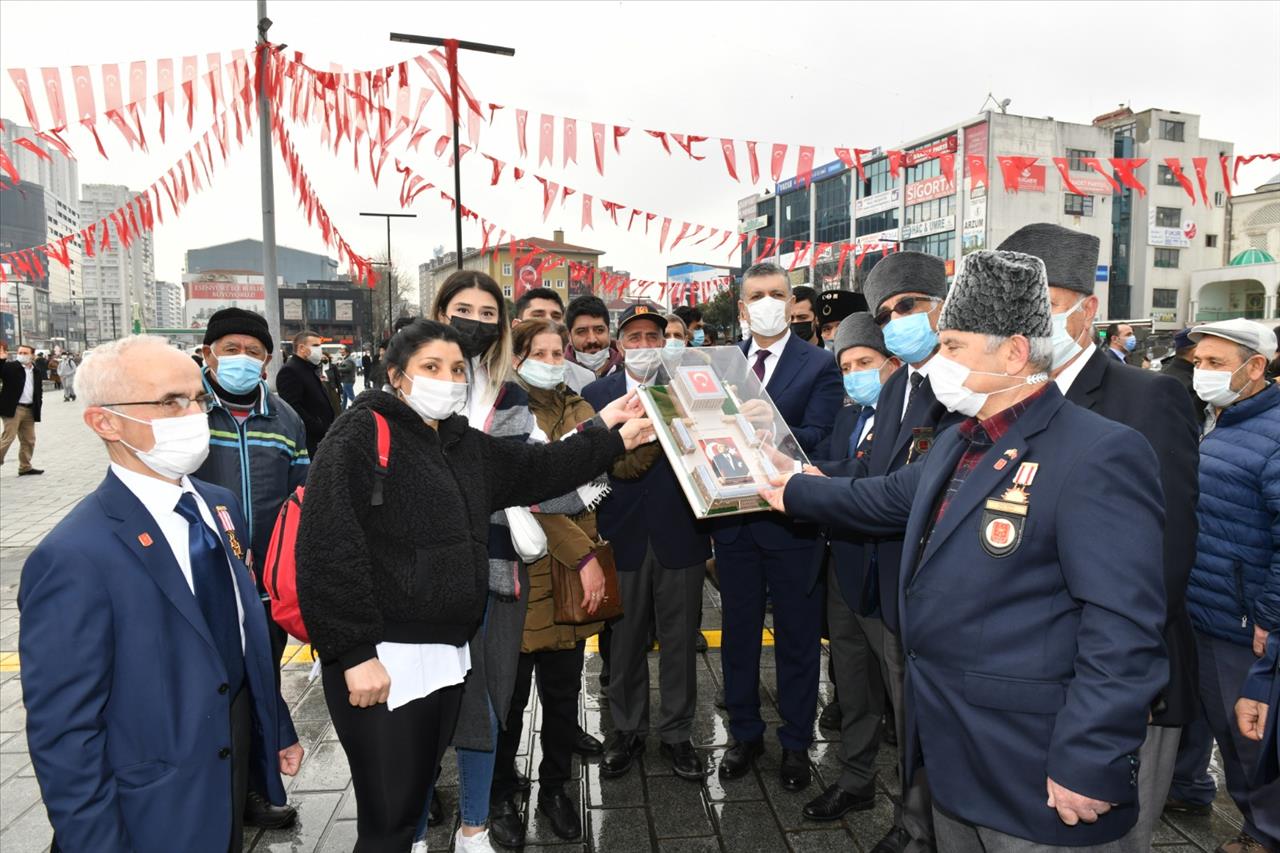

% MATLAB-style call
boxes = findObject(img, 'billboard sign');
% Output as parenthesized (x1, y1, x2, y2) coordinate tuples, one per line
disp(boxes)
(1064, 174, 1116, 197)
(900, 215, 956, 241)
(283, 298, 303, 320)
(855, 187, 901, 217)
(335, 299, 353, 321)
(776, 158, 847, 194)
(1147, 209, 1195, 248)
(739, 215, 769, 233)
(905, 174, 957, 206)
(903, 135, 958, 166)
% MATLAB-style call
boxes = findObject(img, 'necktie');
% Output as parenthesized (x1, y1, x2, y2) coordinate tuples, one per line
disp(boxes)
(174, 493, 245, 692)
(849, 407, 874, 458)
(752, 349, 770, 382)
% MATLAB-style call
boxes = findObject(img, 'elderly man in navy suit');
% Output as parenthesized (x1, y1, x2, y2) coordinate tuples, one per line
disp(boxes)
(714, 262, 844, 793)
(19, 335, 301, 853)
(763, 250, 1168, 850)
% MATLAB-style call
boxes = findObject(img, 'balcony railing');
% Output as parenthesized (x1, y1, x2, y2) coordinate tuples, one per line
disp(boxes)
(1195, 309, 1269, 321)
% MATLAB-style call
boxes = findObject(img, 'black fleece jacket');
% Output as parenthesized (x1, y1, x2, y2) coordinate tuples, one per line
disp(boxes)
(296, 390, 625, 669)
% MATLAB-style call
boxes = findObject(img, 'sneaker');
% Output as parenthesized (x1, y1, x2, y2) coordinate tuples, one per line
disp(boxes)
(455, 827, 497, 852)
(410, 841, 428, 853)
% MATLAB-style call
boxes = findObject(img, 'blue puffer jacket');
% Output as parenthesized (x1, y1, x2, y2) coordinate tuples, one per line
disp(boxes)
(1188, 382, 1280, 645)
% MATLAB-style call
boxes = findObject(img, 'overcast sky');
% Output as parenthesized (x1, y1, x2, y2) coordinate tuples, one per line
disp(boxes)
(2, 0, 1277, 294)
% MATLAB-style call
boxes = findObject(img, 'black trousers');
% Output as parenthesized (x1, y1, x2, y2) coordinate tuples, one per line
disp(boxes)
(493, 643, 585, 801)
(251, 600, 289, 800)
(322, 665, 463, 853)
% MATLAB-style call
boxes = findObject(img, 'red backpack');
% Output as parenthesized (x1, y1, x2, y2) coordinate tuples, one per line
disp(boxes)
(263, 411, 391, 643)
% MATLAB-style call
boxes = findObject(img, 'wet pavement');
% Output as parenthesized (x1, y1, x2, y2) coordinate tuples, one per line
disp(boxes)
(0, 392, 1251, 852)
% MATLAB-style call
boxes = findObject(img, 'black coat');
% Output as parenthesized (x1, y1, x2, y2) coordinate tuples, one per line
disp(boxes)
(295, 390, 626, 668)
(810, 404, 876, 611)
(275, 355, 335, 455)
(1160, 355, 1206, 429)
(0, 361, 43, 422)
(1064, 347, 1201, 726)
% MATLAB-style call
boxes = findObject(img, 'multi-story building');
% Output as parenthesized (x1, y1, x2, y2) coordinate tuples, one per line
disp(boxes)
(185, 239, 340, 284)
(153, 280, 184, 329)
(418, 230, 604, 311)
(1, 123, 82, 342)
(738, 106, 1235, 331)
(665, 262, 735, 309)
(1190, 171, 1280, 324)
(81, 184, 156, 343)
(279, 280, 374, 352)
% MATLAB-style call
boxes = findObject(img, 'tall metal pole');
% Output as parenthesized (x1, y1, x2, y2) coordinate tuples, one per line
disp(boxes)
(257, 0, 282, 383)
(110, 302, 119, 340)
(386, 218, 394, 332)
(14, 285, 22, 344)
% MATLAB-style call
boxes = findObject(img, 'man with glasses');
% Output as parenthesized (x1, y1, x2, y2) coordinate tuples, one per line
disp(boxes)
(194, 308, 310, 830)
(18, 335, 301, 853)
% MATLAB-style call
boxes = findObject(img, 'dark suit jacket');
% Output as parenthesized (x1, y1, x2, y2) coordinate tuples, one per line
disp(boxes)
(275, 355, 335, 455)
(0, 361, 43, 421)
(711, 334, 843, 566)
(582, 371, 711, 571)
(1064, 347, 1200, 726)
(786, 387, 1168, 846)
(1160, 355, 1206, 429)
(817, 364, 966, 633)
(1241, 632, 1279, 784)
(810, 405, 877, 611)
(19, 472, 296, 853)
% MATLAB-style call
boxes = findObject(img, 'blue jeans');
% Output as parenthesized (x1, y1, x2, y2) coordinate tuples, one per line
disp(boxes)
(340, 382, 356, 409)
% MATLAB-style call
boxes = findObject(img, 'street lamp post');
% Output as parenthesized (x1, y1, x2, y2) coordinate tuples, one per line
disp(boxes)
(359, 212, 417, 339)
(388, 33, 514, 269)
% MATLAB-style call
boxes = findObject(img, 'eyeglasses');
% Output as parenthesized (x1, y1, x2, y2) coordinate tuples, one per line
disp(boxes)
(102, 393, 215, 415)
(874, 296, 940, 327)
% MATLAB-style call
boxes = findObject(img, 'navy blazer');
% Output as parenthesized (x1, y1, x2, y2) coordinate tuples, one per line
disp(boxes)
(818, 364, 965, 633)
(1064, 347, 1200, 726)
(582, 371, 712, 571)
(785, 387, 1168, 846)
(1241, 632, 1279, 785)
(19, 471, 297, 853)
(711, 334, 843, 555)
(809, 404, 876, 611)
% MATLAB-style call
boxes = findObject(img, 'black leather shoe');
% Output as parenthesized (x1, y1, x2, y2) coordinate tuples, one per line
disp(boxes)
(243, 791, 297, 829)
(660, 740, 706, 781)
(695, 632, 708, 653)
(428, 792, 444, 826)
(871, 826, 911, 853)
(488, 798, 525, 848)
(600, 731, 645, 777)
(512, 765, 531, 792)
(17, 468, 43, 476)
(779, 748, 812, 792)
(818, 701, 842, 733)
(718, 739, 764, 779)
(537, 788, 582, 840)
(714, 689, 727, 710)
(1163, 797, 1212, 816)
(573, 725, 604, 756)
(802, 783, 875, 821)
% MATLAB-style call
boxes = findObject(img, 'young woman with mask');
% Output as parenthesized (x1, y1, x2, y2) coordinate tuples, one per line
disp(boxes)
(428, 273, 642, 850)
(296, 320, 652, 853)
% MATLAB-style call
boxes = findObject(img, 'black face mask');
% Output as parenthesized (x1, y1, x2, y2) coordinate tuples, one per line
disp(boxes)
(450, 316, 502, 358)
(790, 321, 815, 341)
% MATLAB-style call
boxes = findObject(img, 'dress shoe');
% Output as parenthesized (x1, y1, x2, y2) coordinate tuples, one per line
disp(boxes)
(695, 632, 708, 653)
(1163, 796, 1212, 816)
(802, 783, 876, 821)
(488, 798, 525, 848)
(537, 788, 582, 840)
(428, 792, 444, 826)
(818, 701, 842, 733)
(572, 725, 604, 756)
(454, 826, 498, 852)
(660, 740, 706, 781)
(718, 739, 764, 779)
(779, 748, 812, 792)
(243, 791, 297, 829)
(600, 731, 645, 777)
(1216, 832, 1269, 853)
(17, 468, 43, 476)
(714, 688, 727, 710)
(870, 826, 911, 853)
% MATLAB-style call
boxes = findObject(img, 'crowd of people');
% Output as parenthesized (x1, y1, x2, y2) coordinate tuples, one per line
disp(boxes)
(7, 221, 1280, 853)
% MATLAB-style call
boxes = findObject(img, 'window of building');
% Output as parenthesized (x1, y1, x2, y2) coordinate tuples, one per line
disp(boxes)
(1157, 165, 1180, 186)
(1064, 194, 1094, 217)
(903, 154, 941, 186)
(903, 231, 955, 261)
(543, 279, 552, 288)
(1155, 207, 1182, 228)
(855, 209, 899, 238)
(903, 194, 956, 226)
(307, 298, 333, 320)
(502, 285, 513, 297)
(1213, 191, 1225, 208)
(1066, 149, 1094, 171)
(859, 157, 895, 198)
(1152, 288, 1178, 308)
(1205, 234, 1218, 248)
(1154, 248, 1180, 269)
(502, 263, 512, 276)
(1159, 119, 1185, 142)
(814, 172, 851, 245)
(780, 186, 811, 245)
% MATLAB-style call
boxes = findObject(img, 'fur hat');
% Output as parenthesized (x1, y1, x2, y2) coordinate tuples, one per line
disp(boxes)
(833, 312, 888, 360)
(861, 251, 947, 315)
(817, 290, 868, 326)
(996, 223, 1100, 295)
(202, 307, 273, 353)
(940, 250, 1052, 339)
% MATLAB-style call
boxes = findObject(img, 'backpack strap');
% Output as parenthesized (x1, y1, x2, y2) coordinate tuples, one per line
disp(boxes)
(370, 410, 391, 506)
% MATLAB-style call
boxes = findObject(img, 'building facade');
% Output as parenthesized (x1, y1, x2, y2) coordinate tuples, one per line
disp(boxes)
(81, 184, 156, 343)
(185, 239, 339, 284)
(1189, 172, 1280, 324)
(153, 280, 184, 330)
(665, 262, 735, 308)
(279, 280, 374, 351)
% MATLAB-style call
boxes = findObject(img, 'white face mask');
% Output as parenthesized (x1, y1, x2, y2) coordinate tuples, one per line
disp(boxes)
(110, 410, 211, 480)
(305, 347, 323, 365)
(1049, 296, 1089, 371)
(624, 346, 662, 382)
(402, 374, 468, 421)
(16, 354, 32, 366)
(745, 297, 788, 338)
(929, 354, 1047, 418)
(1193, 363, 1250, 409)
(575, 348, 611, 372)
(517, 358, 566, 390)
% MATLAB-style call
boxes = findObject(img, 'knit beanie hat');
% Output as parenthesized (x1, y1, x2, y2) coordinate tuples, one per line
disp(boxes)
(939, 250, 1052, 339)
(202, 307, 274, 353)
(833, 312, 889, 360)
(997, 223, 1100, 295)
(861, 251, 947, 315)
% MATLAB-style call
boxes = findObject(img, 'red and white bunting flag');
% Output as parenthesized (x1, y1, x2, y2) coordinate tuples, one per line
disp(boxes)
(8, 70, 41, 130)
(746, 141, 760, 184)
(582, 193, 594, 230)
(563, 117, 577, 167)
(40, 68, 68, 129)
(592, 122, 606, 175)
(516, 108, 528, 157)
(795, 145, 815, 187)
(538, 113, 554, 166)
(721, 139, 739, 181)
(1109, 158, 1148, 196)
(1191, 157, 1211, 207)
(770, 143, 787, 182)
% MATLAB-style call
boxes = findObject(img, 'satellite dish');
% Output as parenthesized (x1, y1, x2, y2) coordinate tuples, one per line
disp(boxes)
(432, 245, 445, 259)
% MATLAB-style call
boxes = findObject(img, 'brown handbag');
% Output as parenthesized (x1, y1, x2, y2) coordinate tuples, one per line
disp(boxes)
(551, 541, 624, 625)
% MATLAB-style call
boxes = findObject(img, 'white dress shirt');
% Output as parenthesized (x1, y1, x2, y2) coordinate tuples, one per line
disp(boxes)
(747, 330, 793, 389)
(18, 365, 34, 404)
(110, 463, 245, 649)
(1054, 343, 1098, 395)
(900, 359, 935, 423)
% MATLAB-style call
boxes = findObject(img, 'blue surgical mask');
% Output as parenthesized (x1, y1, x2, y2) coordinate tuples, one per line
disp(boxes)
(843, 368, 884, 407)
(664, 338, 687, 355)
(517, 358, 566, 390)
(214, 354, 265, 394)
(691, 329, 706, 347)
(882, 311, 939, 364)
(1124, 334, 1137, 352)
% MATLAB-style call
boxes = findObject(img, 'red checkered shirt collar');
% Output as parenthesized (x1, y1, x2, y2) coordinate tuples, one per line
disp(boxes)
(956, 384, 1050, 448)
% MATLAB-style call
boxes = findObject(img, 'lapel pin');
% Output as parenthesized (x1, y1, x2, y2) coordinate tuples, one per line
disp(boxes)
(137, 532, 153, 547)
(994, 458, 1008, 471)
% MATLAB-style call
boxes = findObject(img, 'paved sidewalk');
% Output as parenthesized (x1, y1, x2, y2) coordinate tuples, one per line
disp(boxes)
(0, 396, 1251, 852)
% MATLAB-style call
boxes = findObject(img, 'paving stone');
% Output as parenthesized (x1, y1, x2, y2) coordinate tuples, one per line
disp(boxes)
(250, 790, 340, 853)
(0, 751, 31, 783)
(787, 827, 857, 853)
(646, 776, 715, 838)
(711, 801, 787, 853)
(843, 794, 896, 852)
(584, 803, 653, 852)
(314, 818, 358, 853)
(0, 799, 52, 853)
(0, 775, 43, 831)
(290, 739, 351, 793)
(657, 838, 721, 853)
(586, 761, 646, 808)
